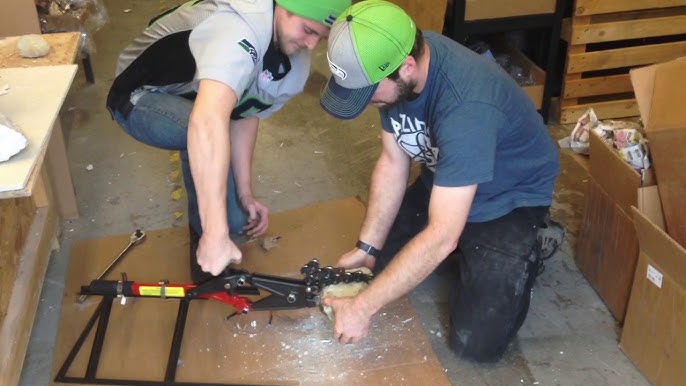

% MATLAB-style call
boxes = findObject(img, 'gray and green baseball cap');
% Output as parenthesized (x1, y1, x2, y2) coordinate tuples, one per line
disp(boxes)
(276, 0, 351, 27)
(320, 0, 416, 119)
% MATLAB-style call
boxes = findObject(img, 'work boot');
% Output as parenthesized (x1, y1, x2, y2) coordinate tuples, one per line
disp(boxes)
(537, 214, 565, 260)
(533, 214, 565, 278)
(189, 226, 213, 284)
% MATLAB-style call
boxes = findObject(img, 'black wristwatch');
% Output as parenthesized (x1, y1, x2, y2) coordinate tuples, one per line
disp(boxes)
(356, 240, 381, 258)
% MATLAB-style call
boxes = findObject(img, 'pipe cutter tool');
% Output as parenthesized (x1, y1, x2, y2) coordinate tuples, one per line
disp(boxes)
(79, 259, 374, 313)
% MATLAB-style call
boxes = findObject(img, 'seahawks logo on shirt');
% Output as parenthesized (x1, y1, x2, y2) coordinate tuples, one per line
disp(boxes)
(238, 38, 258, 64)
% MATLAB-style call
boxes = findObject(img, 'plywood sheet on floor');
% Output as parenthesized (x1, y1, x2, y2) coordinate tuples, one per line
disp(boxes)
(51, 198, 450, 385)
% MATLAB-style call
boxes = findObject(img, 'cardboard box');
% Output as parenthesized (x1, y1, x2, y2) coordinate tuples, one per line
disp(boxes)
(574, 132, 655, 321)
(620, 194, 685, 386)
(575, 177, 638, 321)
(588, 131, 655, 216)
(489, 37, 546, 109)
(630, 57, 686, 248)
(464, 0, 556, 21)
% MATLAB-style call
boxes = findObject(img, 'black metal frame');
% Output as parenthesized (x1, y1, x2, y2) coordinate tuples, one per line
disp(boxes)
(55, 260, 372, 385)
(449, 0, 568, 123)
(54, 296, 267, 386)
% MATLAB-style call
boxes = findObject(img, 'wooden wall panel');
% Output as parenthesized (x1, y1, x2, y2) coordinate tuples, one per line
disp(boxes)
(389, 0, 448, 33)
(0, 197, 36, 322)
(0, 0, 40, 37)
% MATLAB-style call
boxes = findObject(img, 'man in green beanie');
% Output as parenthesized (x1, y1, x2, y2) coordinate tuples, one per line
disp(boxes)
(107, 0, 349, 283)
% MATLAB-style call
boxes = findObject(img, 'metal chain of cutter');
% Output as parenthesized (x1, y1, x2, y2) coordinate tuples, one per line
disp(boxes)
(80, 259, 374, 314)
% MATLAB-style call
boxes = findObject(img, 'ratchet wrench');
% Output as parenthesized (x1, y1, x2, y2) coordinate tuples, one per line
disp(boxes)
(77, 229, 146, 303)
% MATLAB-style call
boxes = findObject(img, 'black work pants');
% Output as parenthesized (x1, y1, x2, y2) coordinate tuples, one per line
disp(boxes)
(375, 178, 547, 363)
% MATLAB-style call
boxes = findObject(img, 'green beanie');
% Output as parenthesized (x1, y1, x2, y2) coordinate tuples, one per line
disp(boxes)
(275, 0, 351, 27)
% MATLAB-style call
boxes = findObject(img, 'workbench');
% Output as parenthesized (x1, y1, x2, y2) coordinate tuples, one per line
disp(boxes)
(0, 32, 80, 386)
(0, 32, 81, 215)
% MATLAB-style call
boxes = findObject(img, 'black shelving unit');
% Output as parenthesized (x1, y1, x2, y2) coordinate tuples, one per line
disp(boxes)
(446, 0, 567, 123)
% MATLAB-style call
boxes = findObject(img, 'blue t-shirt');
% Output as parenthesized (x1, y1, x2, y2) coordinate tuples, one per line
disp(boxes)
(380, 31, 559, 222)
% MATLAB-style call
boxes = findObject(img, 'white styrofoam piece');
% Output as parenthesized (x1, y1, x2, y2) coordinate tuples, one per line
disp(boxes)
(0, 121, 28, 162)
(0, 65, 77, 193)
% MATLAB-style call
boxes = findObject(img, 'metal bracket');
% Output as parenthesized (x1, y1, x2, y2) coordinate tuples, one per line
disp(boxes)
(54, 296, 268, 386)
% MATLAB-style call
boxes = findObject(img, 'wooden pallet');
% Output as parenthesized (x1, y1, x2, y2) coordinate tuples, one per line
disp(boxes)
(557, 0, 686, 124)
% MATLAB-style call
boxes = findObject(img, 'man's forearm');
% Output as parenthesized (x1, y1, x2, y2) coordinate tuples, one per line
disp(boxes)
(359, 153, 409, 249)
(356, 184, 476, 317)
(229, 117, 259, 198)
(356, 225, 455, 315)
(188, 79, 236, 236)
(188, 116, 230, 235)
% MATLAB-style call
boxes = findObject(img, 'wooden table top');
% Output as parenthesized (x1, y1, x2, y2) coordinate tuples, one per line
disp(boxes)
(0, 65, 78, 196)
(0, 32, 80, 68)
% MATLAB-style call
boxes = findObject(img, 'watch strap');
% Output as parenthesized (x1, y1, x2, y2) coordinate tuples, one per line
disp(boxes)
(356, 240, 381, 258)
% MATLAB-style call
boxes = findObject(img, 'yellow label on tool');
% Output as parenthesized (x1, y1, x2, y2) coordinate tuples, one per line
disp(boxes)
(139, 286, 185, 297)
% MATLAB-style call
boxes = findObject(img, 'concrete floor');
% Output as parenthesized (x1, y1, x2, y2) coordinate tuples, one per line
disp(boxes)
(20, 1, 649, 385)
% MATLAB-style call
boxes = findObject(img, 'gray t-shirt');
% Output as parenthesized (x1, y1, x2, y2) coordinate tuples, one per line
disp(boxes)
(112, 0, 309, 120)
(381, 32, 559, 222)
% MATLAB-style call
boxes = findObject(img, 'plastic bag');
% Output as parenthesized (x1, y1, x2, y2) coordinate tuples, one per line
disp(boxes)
(35, 0, 108, 54)
(494, 53, 535, 87)
(468, 39, 535, 87)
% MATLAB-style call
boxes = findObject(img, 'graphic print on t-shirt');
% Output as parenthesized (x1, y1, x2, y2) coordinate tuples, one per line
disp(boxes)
(389, 113, 438, 171)
(238, 38, 258, 63)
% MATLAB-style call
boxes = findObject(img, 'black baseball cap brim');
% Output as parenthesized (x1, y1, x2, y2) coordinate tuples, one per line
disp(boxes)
(320, 75, 378, 120)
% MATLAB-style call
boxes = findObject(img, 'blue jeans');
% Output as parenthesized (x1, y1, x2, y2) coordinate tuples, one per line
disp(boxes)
(111, 91, 247, 236)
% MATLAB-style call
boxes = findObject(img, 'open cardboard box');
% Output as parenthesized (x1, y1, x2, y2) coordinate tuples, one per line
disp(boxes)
(574, 131, 655, 321)
(620, 188, 685, 385)
(588, 131, 655, 217)
(619, 56, 686, 385)
(630, 57, 686, 248)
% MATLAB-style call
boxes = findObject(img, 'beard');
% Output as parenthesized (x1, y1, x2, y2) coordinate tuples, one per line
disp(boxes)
(395, 77, 419, 103)
(376, 77, 419, 110)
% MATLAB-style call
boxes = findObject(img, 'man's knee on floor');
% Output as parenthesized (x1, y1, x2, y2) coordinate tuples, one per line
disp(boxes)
(448, 326, 510, 363)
